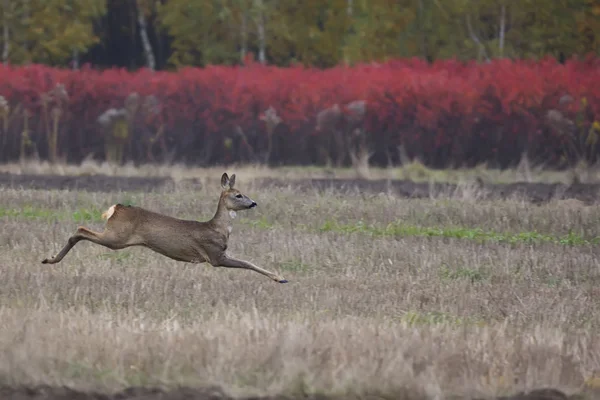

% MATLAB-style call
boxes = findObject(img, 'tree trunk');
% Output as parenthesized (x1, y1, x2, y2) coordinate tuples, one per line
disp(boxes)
(498, 4, 506, 57)
(466, 14, 490, 62)
(2, 0, 9, 65)
(72, 48, 79, 69)
(417, 0, 428, 61)
(137, 4, 155, 71)
(22, 0, 31, 64)
(255, 0, 266, 64)
(241, 8, 247, 62)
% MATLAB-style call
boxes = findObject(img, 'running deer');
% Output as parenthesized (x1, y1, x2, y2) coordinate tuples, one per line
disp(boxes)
(41, 173, 288, 284)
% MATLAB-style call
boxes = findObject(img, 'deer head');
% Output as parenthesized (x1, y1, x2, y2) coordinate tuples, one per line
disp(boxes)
(220, 173, 257, 212)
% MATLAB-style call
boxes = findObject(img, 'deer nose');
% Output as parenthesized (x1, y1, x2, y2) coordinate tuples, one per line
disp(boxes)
(250, 201, 257, 208)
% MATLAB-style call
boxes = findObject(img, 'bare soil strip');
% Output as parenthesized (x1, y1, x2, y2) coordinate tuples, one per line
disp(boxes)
(0, 172, 599, 204)
(0, 385, 580, 400)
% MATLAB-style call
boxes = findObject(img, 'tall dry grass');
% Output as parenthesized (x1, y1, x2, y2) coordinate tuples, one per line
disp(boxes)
(0, 176, 598, 399)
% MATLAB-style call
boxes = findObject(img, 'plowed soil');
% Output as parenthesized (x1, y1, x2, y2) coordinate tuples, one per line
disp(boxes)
(0, 385, 579, 400)
(0, 172, 599, 204)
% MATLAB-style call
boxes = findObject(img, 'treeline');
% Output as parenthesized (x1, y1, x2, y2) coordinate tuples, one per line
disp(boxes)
(0, 0, 598, 70)
(0, 59, 598, 170)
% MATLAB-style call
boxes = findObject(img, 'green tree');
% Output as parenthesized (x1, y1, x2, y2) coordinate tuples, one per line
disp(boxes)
(577, 0, 600, 54)
(423, 0, 598, 61)
(505, 0, 591, 59)
(1, 0, 106, 65)
(341, 0, 417, 64)
(157, 0, 245, 67)
(267, 0, 351, 67)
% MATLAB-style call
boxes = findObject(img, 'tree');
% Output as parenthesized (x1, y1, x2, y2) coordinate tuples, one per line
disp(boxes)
(341, 0, 417, 64)
(157, 0, 243, 67)
(267, 0, 351, 67)
(421, 0, 597, 61)
(0, 0, 106, 66)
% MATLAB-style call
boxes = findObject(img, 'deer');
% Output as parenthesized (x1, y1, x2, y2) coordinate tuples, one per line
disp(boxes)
(41, 173, 288, 284)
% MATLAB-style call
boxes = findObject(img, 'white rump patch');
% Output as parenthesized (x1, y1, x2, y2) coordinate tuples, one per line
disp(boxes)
(102, 204, 116, 220)
(227, 225, 233, 233)
(229, 210, 237, 219)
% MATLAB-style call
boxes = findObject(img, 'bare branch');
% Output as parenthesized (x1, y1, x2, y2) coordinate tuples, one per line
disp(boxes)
(254, 0, 266, 64)
(466, 14, 490, 63)
(136, 1, 155, 71)
(2, 0, 9, 65)
(499, 4, 506, 58)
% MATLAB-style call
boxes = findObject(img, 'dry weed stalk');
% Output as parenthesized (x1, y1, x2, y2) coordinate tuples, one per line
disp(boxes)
(40, 83, 69, 164)
(98, 92, 163, 165)
(315, 100, 373, 179)
(259, 105, 282, 164)
(19, 108, 35, 161)
(546, 94, 600, 183)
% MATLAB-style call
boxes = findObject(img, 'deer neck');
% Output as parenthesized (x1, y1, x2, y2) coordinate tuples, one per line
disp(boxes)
(211, 195, 236, 232)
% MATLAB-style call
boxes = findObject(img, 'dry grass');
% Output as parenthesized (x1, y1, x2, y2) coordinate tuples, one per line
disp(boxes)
(0, 173, 599, 399)
(2, 157, 600, 185)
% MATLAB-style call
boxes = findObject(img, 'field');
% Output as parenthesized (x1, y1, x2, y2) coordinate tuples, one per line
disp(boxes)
(0, 163, 599, 400)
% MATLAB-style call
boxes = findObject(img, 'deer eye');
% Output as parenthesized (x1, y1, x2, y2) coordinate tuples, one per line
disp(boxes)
(235, 194, 243, 199)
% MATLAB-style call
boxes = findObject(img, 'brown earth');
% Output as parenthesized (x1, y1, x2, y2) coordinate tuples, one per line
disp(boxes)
(0, 385, 583, 400)
(0, 172, 599, 204)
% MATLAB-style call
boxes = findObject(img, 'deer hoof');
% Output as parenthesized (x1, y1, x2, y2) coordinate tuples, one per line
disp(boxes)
(278, 279, 288, 283)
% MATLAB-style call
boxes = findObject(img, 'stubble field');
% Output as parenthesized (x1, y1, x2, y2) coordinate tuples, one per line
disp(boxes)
(0, 165, 599, 400)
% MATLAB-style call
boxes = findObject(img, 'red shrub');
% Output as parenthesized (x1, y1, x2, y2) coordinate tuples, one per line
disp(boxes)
(0, 57, 598, 168)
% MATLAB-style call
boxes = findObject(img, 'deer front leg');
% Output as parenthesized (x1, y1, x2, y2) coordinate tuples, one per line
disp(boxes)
(216, 255, 288, 283)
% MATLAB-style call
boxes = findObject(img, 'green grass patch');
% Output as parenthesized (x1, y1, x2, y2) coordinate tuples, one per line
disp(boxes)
(399, 310, 487, 327)
(439, 264, 488, 283)
(318, 219, 600, 246)
(280, 259, 312, 272)
(243, 215, 274, 229)
(0, 206, 104, 222)
(0, 206, 58, 219)
(98, 251, 133, 262)
(2, 205, 598, 247)
(0, 205, 141, 223)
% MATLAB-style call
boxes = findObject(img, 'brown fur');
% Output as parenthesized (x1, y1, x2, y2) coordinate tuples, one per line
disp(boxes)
(41, 173, 288, 284)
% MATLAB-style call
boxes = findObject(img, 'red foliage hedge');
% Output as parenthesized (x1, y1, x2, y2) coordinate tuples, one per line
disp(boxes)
(0, 57, 598, 168)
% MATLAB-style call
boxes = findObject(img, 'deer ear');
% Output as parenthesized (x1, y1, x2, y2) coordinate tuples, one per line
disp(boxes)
(221, 173, 229, 189)
(229, 174, 236, 188)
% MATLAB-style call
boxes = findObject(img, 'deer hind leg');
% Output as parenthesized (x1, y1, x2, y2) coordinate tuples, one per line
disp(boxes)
(216, 255, 288, 283)
(41, 226, 127, 264)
